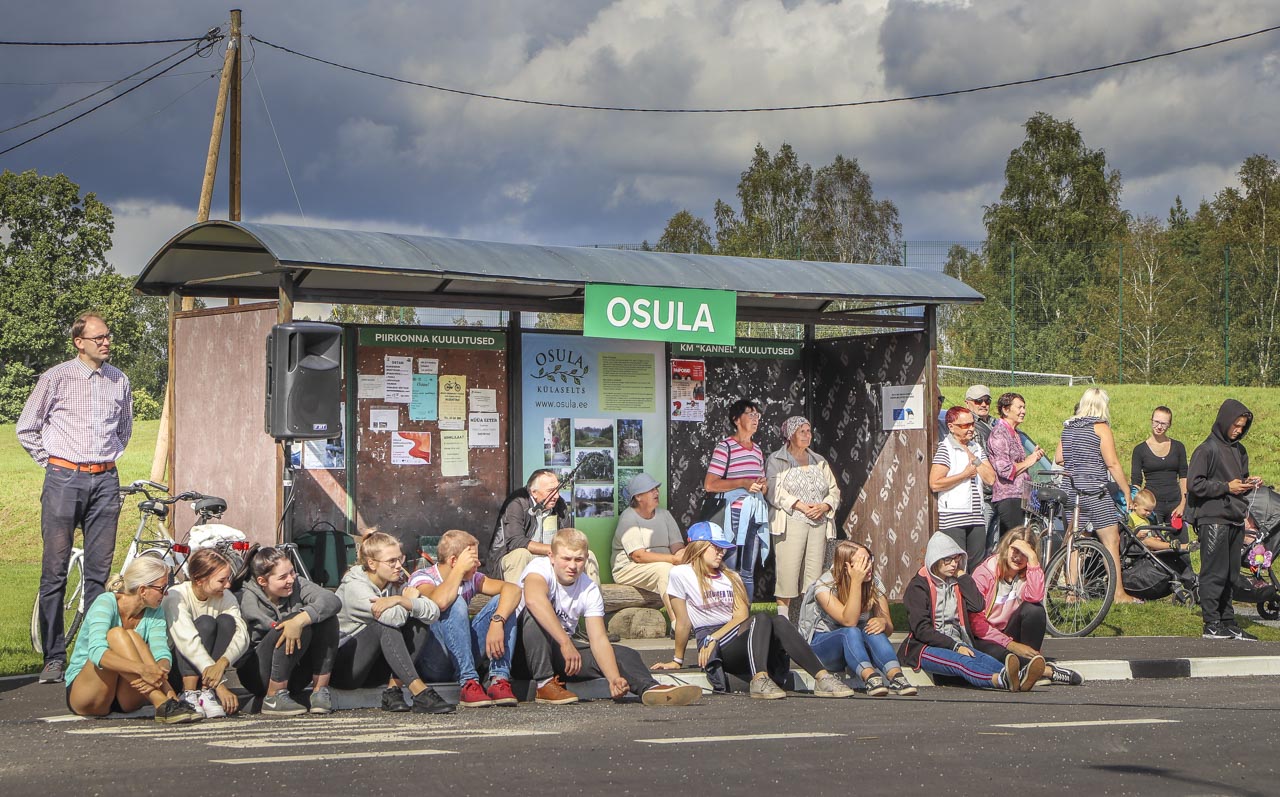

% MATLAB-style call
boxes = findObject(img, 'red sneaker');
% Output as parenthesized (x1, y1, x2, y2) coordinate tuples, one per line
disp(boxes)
(486, 677, 519, 707)
(458, 679, 494, 708)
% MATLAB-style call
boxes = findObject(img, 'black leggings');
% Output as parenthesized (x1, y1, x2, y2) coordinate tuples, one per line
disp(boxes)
(514, 613, 658, 694)
(972, 601, 1047, 664)
(237, 615, 339, 697)
(941, 524, 987, 565)
(718, 612, 826, 682)
(330, 620, 427, 689)
(994, 499, 1026, 534)
(175, 615, 238, 677)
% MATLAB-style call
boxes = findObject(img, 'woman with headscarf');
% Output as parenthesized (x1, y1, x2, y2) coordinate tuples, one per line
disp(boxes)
(766, 416, 841, 617)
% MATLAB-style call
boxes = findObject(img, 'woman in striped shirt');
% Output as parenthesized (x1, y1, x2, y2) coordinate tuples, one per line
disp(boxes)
(703, 399, 769, 601)
(929, 406, 996, 564)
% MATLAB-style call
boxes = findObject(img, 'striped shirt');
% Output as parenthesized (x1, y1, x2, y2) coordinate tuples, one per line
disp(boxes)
(933, 439, 987, 529)
(16, 358, 133, 467)
(708, 437, 764, 509)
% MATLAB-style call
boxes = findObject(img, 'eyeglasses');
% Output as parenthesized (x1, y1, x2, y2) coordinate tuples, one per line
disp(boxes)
(949, 421, 975, 429)
(941, 554, 965, 564)
(79, 333, 113, 345)
(970, 396, 991, 405)
(378, 555, 406, 567)
(1151, 420, 1170, 428)
(142, 582, 169, 595)
(741, 409, 761, 419)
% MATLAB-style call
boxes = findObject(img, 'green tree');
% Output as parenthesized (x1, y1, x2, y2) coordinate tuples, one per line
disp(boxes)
(327, 304, 406, 324)
(715, 143, 813, 258)
(805, 155, 902, 264)
(656, 210, 713, 254)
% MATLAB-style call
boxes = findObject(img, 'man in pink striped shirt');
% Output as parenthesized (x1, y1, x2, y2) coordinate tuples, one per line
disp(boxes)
(17, 313, 133, 684)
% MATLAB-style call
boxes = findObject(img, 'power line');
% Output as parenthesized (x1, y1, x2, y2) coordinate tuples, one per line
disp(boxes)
(0, 68, 219, 86)
(0, 43, 217, 157)
(249, 56, 307, 221)
(251, 22, 1280, 113)
(0, 34, 217, 47)
(0, 40, 205, 135)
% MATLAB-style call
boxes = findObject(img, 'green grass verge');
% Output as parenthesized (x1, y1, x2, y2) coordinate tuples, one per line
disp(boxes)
(0, 564, 40, 676)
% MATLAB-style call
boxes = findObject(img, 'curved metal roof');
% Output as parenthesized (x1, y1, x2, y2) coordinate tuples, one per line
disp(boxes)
(134, 221, 982, 320)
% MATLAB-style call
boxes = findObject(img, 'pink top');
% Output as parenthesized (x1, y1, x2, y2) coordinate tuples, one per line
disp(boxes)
(987, 418, 1029, 503)
(971, 556, 1045, 648)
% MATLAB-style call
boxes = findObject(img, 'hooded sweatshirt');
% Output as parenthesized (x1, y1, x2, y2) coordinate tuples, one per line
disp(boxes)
(1187, 399, 1253, 527)
(334, 566, 440, 643)
(238, 575, 342, 648)
(898, 533, 994, 668)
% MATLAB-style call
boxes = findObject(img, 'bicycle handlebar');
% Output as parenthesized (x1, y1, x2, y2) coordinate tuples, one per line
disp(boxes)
(121, 482, 213, 506)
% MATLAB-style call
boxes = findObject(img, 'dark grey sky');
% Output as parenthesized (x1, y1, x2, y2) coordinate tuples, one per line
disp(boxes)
(2, 0, 1276, 274)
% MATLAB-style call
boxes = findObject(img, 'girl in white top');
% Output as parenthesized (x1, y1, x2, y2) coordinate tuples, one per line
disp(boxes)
(162, 548, 248, 718)
(652, 522, 853, 700)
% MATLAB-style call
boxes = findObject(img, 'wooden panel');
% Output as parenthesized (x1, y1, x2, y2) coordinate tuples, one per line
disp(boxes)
(172, 304, 279, 545)
(353, 334, 509, 555)
(813, 332, 930, 600)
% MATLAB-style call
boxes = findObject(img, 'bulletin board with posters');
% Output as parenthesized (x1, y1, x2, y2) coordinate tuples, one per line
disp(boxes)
(352, 326, 509, 553)
(520, 333, 667, 581)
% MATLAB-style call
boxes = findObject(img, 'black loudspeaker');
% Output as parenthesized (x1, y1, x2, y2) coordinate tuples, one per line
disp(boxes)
(264, 322, 342, 440)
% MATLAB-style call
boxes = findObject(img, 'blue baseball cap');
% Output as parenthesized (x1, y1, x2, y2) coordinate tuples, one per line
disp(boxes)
(687, 521, 735, 549)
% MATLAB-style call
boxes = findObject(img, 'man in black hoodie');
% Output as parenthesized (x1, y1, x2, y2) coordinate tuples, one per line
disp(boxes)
(1187, 399, 1259, 641)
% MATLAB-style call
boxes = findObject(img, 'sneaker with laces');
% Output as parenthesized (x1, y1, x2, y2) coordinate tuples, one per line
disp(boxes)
(641, 683, 702, 706)
(180, 689, 203, 715)
(1203, 622, 1232, 640)
(1000, 653, 1020, 692)
(261, 689, 308, 717)
(38, 660, 65, 684)
(459, 679, 494, 708)
(412, 686, 456, 714)
(1018, 655, 1046, 692)
(155, 697, 203, 725)
(308, 686, 333, 714)
(888, 674, 917, 696)
(381, 686, 410, 712)
(1226, 624, 1259, 642)
(486, 677, 519, 707)
(1048, 665, 1083, 686)
(748, 673, 787, 700)
(199, 688, 226, 718)
(861, 674, 889, 697)
(814, 672, 856, 698)
(535, 677, 579, 705)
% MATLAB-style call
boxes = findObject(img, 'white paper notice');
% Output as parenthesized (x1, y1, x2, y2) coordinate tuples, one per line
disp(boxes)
(357, 375, 384, 400)
(391, 432, 431, 465)
(369, 407, 399, 432)
(437, 419, 465, 431)
(469, 388, 497, 413)
(384, 356, 414, 403)
(440, 430, 469, 477)
(468, 413, 500, 447)
(417, 358, 439, 375)
(880, 384, 925, 431)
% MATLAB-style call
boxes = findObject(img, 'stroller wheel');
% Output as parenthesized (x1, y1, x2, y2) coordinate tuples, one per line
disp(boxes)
(1259, 598, 1280, 621)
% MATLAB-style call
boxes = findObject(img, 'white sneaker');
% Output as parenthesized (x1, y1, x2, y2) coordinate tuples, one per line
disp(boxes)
(199, 688, 226, 719)
(179, 690, 203, 715)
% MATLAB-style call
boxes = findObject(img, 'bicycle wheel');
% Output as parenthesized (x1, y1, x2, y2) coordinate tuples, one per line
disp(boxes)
(1044, 538, 1116, 638)
(30, 554, 86, 654)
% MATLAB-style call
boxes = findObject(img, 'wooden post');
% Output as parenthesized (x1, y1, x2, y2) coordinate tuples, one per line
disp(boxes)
(227, 9, 242, 308)
(925, 305, 939, 536)
(276, 274, 295, 542)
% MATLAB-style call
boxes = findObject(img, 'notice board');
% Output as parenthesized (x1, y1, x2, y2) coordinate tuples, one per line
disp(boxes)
(352, 326, 509, 554)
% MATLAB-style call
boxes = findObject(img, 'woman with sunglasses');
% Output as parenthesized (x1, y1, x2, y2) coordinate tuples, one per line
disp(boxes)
(703, 398, 770, 600)
(163, 547, 248, 718)
(65, 557, 200, 723)
(333, 529, 452, 714)
(930, 406, 996, 564)
(1130, 406, 1188, 537)
(986, 392, 1046, 535)
(237, 546, 342, 716)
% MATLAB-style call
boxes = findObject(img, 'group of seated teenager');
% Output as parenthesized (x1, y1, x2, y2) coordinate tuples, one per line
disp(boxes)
(65, 511, 1084, 723)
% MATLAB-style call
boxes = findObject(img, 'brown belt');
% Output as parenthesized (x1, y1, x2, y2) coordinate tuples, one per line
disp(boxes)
(48, 457, 116, 474)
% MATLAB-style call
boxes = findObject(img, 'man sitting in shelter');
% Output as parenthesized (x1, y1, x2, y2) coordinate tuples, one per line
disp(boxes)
(488, 469, 599, 583)
(516, 529, 701, 707)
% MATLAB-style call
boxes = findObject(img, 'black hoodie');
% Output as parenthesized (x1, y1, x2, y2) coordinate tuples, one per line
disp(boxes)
(1186, 399, 1253, 526)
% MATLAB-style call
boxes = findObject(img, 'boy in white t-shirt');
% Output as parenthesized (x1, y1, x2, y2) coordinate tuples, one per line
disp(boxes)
(517, 529, 700, 707)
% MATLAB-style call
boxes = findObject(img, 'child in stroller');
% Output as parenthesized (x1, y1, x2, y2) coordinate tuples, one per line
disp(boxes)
(1235, 485, 1280, 618)
(1119, 489, 1199, 605)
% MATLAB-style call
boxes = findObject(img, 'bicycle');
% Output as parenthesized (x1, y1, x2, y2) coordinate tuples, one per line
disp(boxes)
(1024, 468, 1119, 637)
(29, 481, 211, 654)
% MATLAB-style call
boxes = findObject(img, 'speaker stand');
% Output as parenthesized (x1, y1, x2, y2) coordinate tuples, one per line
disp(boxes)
(280, 440, 297, 545)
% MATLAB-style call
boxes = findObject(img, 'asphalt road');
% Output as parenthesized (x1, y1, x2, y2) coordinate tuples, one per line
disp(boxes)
(1, 675, 1275, 796)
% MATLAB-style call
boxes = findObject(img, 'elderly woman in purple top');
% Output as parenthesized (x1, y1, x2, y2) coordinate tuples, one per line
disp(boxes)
(985, 393, 1046, 537)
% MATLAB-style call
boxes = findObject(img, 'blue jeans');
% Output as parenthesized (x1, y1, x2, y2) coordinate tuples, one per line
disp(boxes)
(809, 626, 901, 681)
(723, 505, 762, 600)
(417, 595, 516, 685)
(917, 644, 1005, 689)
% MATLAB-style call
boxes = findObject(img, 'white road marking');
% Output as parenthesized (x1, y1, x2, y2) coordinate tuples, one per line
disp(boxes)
(637, 732, 846, 744)
(211, 749, 457, 765)
(207, 730, 560, 748)
(993, 719, 1180, 729)
(39, 715, 88, 723)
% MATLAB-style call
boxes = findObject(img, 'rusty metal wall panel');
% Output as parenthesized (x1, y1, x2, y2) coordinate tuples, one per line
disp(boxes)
(173, 304, 279, 545)
(352, 340, 508, 555)
(813, 332, 930, 600)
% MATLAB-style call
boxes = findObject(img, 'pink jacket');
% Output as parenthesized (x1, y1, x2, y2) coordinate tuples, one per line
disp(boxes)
(971, 556, 1045, 648)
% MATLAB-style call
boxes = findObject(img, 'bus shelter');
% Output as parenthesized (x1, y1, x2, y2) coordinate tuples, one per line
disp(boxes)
(135, 221, 982, 596)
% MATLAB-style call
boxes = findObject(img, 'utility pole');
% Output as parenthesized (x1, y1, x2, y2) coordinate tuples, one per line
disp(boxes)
(227, 9, 242, 307)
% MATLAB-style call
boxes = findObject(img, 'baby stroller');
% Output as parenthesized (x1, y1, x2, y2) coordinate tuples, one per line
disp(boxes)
(1118, 517, 1199, 607)
(1237, 486, 1280, 619)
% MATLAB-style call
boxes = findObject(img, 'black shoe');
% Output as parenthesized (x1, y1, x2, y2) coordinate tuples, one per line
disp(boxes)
(1226, 624, 1259, 642)
(1202, 622, 1232, 640)
(38, 660, 65, 684)
(154, 697, 203, 725)
(411, 686, 456, 715)
(381, 686, 410, 712)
